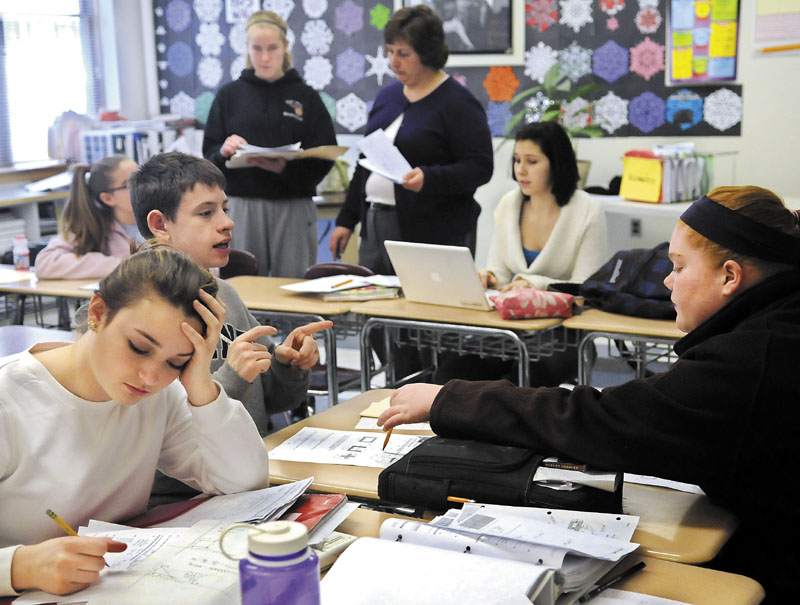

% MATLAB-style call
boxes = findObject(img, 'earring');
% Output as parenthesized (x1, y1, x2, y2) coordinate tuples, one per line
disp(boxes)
(88, 320, 97, 331)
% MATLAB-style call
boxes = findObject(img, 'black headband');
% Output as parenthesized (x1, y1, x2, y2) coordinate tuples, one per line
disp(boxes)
(680, 195, 800, 265)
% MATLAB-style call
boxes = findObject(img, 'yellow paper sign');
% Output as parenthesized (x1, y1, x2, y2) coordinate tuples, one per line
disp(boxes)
(672, 48, 694, 79)
(711, 0, 738, 21)
(620, 157, 663, 203)
(710, 22, 737, 57)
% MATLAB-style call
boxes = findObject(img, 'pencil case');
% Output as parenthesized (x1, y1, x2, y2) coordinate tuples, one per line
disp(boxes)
(377, 437, 622, 513)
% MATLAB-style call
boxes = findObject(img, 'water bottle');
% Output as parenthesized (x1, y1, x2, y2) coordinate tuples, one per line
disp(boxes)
(219, 520, 321, 605)
(13, 235, 30, 270)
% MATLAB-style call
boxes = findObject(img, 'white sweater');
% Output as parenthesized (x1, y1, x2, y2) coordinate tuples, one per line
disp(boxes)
(0, 346, 270, 596)
(484, 188, 607, 290)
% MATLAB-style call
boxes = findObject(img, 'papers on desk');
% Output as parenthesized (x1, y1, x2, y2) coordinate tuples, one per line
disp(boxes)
(356, 128, 413, 184)
(624, 473, 705, 495)
(225, 142, 348, 168)
(268, 427, 429, 467)
(589, 589, 689, 604)
(280, 273, 401, 294)
(23, 170, 71, 192)
(0, 267, 32, 284)
(356, 396, 430, 431)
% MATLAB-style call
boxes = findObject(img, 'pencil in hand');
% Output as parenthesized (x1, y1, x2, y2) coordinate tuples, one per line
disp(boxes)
(382, 427, 393, 450)
(46, 509, 79, 536)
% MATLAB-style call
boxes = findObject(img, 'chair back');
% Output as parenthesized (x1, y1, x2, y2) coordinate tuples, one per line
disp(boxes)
(0, 325, 74, 357)
(303, 262, 374, 280)
(220, 249, 259, 279)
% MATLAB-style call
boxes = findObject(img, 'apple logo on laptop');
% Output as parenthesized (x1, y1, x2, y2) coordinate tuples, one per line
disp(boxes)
(429, 271, 442, 282)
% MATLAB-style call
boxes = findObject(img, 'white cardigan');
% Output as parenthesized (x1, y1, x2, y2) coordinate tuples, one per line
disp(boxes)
(484, 188, 607, 289)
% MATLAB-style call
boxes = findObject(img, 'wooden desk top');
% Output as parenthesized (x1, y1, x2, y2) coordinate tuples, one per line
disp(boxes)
(334, 508, 763, 605)
(267, 390, 738, 564)
(351, 297, 563, 331)
(563, 308, 684, 339)
(0, 185, 69, 208)
(0, 266, 95, 298)
(226, 275, 356, 315)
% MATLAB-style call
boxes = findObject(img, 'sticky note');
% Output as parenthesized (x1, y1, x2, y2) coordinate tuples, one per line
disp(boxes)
(672, 48, 694, 80)
(712, 0, 739, 21)
(710, 22, 737, 57)
(673, 31, 694, 47)
(620, 157, 663, 203)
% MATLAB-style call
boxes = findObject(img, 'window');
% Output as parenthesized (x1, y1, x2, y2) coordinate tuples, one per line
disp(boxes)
(0, 0, 104, 165)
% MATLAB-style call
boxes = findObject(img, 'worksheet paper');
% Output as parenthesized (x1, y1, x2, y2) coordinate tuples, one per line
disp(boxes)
(356, 128, 413, 183)
(269, 427, 428, 467)
(590, 589, 689, 604)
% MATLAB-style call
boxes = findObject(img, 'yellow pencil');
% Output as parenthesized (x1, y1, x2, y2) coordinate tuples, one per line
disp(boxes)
(446, 496, 476, 504)
(46, 509, 79, 536)
(382, 428, 393, 450)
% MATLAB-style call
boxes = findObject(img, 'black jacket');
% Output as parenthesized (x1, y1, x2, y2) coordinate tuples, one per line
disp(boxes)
(431, 270, 800, 601)
(203, 68, 336, 199)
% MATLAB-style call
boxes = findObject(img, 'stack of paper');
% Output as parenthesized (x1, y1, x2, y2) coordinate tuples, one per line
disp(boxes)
(225, 142, 347, 168)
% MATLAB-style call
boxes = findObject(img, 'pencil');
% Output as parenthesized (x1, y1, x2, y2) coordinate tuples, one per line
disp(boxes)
(446, 496, 475, 504)
(758, 43, 800, 54)
(332, 278, 353, 289)
(382, 428, 393, 450)
(46, 509, 79, 536)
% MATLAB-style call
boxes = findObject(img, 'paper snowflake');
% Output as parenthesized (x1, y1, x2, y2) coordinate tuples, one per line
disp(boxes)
(559, 41, 592, 82)
(635, 7, 662, 34)
(193, 0, 222, 23)
(559, 0, 593, 34)
(167, 41, 194, 77)
(303, 55, 333, 91)
(320, 92, 337, 120)
(487, 101, 512, 137)
(156, 25, 167, 36)
(365, 45, 394, 86)
(595, 91, 629, 133)
(335, 0, 363, 35)
(161, 95, 169, 106)
(483, 66, 519, 102)
(606, 16, 619, 30)
(598, 0, 624, 16)
(523, 91, 554, 123)
(301, 20, 333, 56)
(155, 6, 164, 17)
(230, 54, 246, 79)
(526, 0, 558, 32)
(262, 0, 295, 21)
(370, 4, 392, 30)
(195, 90, 215, 124)
(524, 42, 558, 84)
(452, 73, 468, 87)
(197, 56, 222, 87)
(561, 97, 590, 132)
(666, 89, 703, 130)
(158, 42, 167, 53)
(286, 28, 296, 52)
(303, 0, 327, 19)
(158, 60, 167, 71)
(638, 0, 658, 8)
(166, 0, 192, 33)
(170, 90, 196, 118)
(159, 79, 168, 90)
(196, 22, 225, 56)
(629, 91, 665, 133)
(229, 22, 247, 55)
(336, 47, 365, 86)
(593, 40, 628, 83)
(630, 37, 664, 81)
(703, 88, 741, 131)
(336, 93, 368, 132)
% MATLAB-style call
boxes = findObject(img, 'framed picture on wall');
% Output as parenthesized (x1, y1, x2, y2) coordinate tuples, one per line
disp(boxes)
(393, 0, 525, 66)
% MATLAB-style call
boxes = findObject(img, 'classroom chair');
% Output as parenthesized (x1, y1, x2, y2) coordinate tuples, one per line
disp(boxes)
(219, 248, 259, 279)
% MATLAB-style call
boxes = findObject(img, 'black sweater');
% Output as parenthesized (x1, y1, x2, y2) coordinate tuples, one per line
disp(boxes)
(431, 270, 800, 602)
(203, 68, 336, 199)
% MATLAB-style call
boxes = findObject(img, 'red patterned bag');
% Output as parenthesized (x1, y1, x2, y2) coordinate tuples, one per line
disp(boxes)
(490, 288, 574, 320)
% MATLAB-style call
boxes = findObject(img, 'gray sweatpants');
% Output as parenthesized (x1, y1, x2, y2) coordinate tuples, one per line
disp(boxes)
(228, 196, 318, 278)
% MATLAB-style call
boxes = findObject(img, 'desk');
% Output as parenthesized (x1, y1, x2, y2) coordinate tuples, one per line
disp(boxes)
(266, 389, 739, 564)
(0, 185, 68, 243)
(0, 267, 95, 326)
(563, 308, 684, 385)
(350, 298, 565, 390)
(226, 275, 363, 407)
(335, 508, 763, 604)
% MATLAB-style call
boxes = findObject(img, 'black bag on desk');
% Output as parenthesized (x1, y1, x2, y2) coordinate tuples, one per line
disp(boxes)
(377, 437, 623, 513)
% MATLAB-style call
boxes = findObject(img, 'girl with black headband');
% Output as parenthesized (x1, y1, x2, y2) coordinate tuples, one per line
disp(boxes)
(378, 186, 800, 603)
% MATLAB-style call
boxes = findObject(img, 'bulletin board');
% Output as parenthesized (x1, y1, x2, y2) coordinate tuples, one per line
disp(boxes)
(152, 0, 743, 137)
(668, 0, 740, 83)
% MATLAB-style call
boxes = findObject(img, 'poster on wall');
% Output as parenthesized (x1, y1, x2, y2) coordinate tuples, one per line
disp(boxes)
(668, 0, 740, 83)
(753, 0, 800, 54)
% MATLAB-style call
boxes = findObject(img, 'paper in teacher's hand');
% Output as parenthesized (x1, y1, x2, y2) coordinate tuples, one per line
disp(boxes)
(360, 396, 391, 418)
(356, 128, 412, 183)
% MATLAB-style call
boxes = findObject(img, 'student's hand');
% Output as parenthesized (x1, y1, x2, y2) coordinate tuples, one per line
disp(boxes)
(247, 156, 287, 173)
(274, 320, 334, 371)
(478, 269, 498, 289)
(499, 278, 534, 293)
(226, 325, 279, 383)
(180, 289, 225, 406)
(378, 384, 443, 431)
(401, 167, 424, 192)
(221, 134, 247, 158)
(329, 227, 352, 259)
(11, 537, 127, 595)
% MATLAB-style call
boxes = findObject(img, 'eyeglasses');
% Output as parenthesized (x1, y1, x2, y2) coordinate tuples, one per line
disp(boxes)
(106, 182, 129, 193)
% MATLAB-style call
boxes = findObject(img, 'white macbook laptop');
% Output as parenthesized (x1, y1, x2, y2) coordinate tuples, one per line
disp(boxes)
(384, 240, 492, 311)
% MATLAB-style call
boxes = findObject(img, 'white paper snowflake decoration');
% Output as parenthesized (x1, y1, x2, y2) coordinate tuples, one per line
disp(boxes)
(523, 91, 554, 123)
(559, 41, 592, 82)
(193, 0, 223, 23)
(230, 55, 247, 79)
(304, 0, 328, 19)
(170, 91, 196, 118)
(262, 0, 295, 21)
(301, 20, 333, 56)
(365, 45, 394, 86)
(197, 56, 223, 87)
(559, 0, 593, 33)
(304, 55, 333, 90)
(524, 42, 558, 84)
(703, 88, 741, 131)
(595, 91, 629, 133)
(561, 97, 590, 132)
(229, 22, 247, 55)
(196, 22, 225, 56)
(336, 93, 368, 132)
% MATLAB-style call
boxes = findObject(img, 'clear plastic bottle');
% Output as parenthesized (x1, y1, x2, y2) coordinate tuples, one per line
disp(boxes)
(12, 234, 29, 270)
(222, 521, 320, 605)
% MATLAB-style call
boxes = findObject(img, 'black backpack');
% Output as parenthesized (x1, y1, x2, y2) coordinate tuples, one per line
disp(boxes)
(579, 242, 676, 320)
